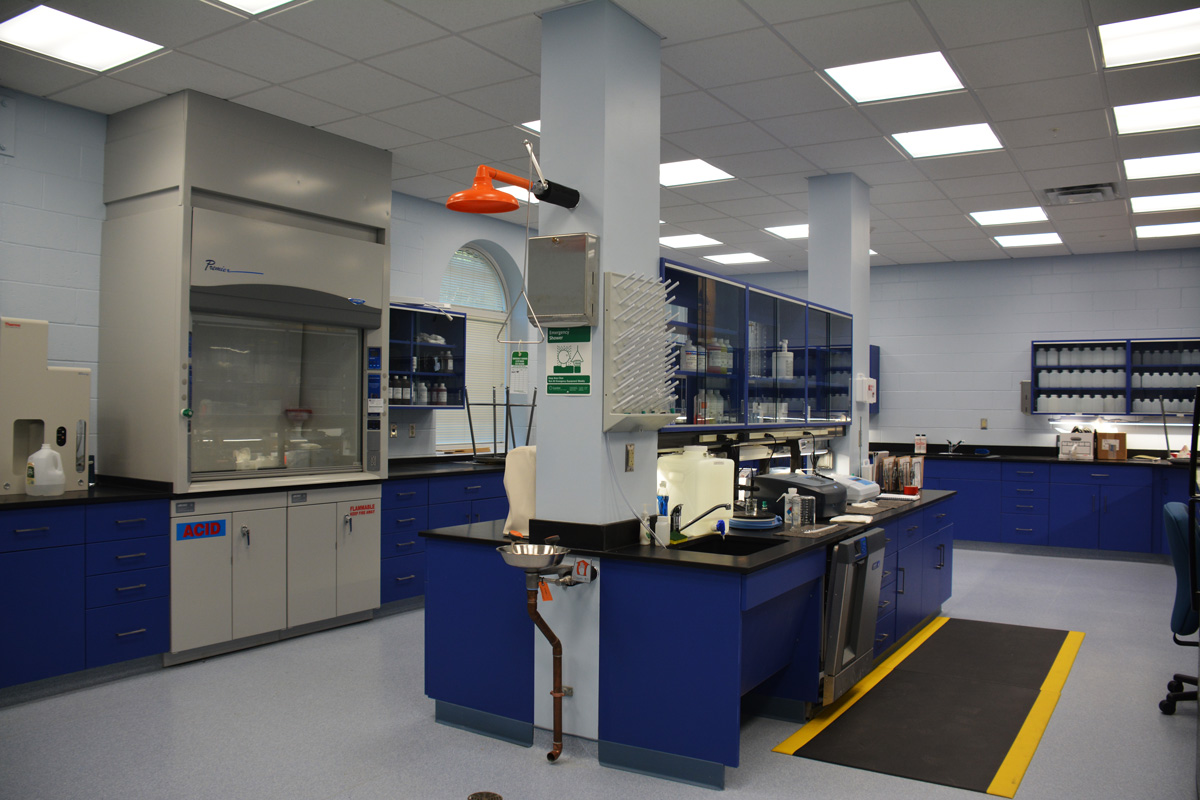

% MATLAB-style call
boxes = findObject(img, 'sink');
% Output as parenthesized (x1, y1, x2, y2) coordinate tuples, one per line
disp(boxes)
(673, 534, 785, 556)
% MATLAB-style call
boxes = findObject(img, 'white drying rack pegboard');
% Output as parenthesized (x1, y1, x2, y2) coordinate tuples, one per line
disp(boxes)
(602, 271, 680, 433)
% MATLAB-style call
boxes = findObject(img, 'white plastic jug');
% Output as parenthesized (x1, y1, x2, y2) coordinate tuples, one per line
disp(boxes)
(657, 445, 733, 538)
(26, 443, 65, 496)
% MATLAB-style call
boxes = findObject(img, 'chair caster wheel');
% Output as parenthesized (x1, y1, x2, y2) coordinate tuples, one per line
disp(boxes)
(1169, 680, 1184, 693)
(1161, 699, 1177, 715)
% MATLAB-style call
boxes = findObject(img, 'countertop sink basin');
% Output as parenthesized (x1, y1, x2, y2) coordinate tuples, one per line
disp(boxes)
(673, 534, 785, 556)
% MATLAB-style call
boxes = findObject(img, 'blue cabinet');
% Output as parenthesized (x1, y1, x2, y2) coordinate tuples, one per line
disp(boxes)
(0, 544, 85, 687)
(1048, 464, 1152, 552)
(891, 502, 955, 651)
(923, 459, 1000, 542)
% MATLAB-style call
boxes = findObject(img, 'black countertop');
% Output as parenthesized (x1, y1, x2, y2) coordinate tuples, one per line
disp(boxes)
(422, 489, 955, 574)
(388, 457, 505, 479)
(922, 453, 1191, 468)
(0, 483, 171, 511)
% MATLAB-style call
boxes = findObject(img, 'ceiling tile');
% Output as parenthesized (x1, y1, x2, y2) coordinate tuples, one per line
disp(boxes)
(285, 64, 436, 114)
(858, 91, 982, 135)
(935, 173, 1033, 199)
(915, 151, 1020, 180)
(663, 122, 784, 158)
(950, 29, 1096, 90)
(916, 0, 1086, 48)
(47, 78, 163, 115)
(742, 0, 896, 25)
(993, 110, 1112, 148)
(1104, 58, 1200, 107)
(795, 137, 905, 169)
(460, 15, 542, 72)
(1054, 214, 1133, 233)
(617, 0, 764, 43)
(113, 51, 269, 98)
(662, 91, 745, 134)
(661, 28, 810, 88)
(390, 173, 466, 201)
(368, 37, 529, 95)
(46, 0, 244, 48)
(711, 149, 819, 179)
(975, 73, 1106, 121)
(707, 196, 805, 216)
(442, 128, 531, 162)
(917, 227, 992, 243)
(320, 116, 427, 151)
(1023, 162, 1121, 191)
(453, 76, 540, 126)
(1047, 200, 1128, 219)
(900, 214, 977, 231)
(659, 203, 727, 223)
(707, 72, 842, 121)
(232, 86, 355, 127)
(672, 180, 765, 203)
(661, 65, 697, 96)
(398, 0, 567, 29)
(266, 0, 447, 59)
(0, 47, 94, 97)
(391, 140, 487, 173)
(758, 107, 880, 147)
(871, 230, 924, 244)
(774, 3, 939, 69)
(852, 161, 928, 185)
(952, 191, 1043, 214)
(743, 172, 817, 195)
(178, 21, 351, 84)
(873, 199, 964, 219)
(1013, 138, 1117, 172)
(743, 211, 810, 229)
(375, 97, 505, 141)
(678, 217, 756, 234)
(1086, 0, 1198, 26)
(995, 243, 1070, 257)
(869, 181, 947, 204)
(776, 192, 812, 211)
(1117, 129, 1200, 160)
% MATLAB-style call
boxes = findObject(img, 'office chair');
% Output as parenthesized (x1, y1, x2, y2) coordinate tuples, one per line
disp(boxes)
(1161, 502, 1199, 715)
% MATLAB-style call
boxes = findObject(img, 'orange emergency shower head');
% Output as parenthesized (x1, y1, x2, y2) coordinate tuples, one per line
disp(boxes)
(446, 165, 530, 214)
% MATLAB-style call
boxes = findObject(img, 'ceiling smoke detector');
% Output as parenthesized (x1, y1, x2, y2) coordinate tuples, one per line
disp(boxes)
(1041, 183, 1119, 205)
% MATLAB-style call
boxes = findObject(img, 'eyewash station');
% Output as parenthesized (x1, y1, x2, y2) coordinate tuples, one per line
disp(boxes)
(418, 2, 955, 790)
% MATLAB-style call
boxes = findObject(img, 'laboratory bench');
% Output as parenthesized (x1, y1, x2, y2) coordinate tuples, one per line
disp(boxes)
(420, 490, 954, 789)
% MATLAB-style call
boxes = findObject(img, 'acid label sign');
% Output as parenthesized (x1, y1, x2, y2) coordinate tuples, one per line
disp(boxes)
(176, 519, 227, 540)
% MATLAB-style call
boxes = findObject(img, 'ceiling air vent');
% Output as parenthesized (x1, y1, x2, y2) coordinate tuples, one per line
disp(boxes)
(1041, 183, 1118, 206)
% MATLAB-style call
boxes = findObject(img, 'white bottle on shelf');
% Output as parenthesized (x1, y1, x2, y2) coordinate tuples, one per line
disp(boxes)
(416, 381, 428, 405)
(1047, 348, 1059, 366)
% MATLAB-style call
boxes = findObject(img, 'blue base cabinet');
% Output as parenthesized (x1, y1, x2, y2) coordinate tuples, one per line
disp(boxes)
(1048, 464, 1152, 552)
(923, 460, 999, 542)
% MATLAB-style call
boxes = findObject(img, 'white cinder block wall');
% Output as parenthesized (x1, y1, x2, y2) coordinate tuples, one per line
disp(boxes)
(0, 89, 106, 460)
(744, 248, 1200, 452)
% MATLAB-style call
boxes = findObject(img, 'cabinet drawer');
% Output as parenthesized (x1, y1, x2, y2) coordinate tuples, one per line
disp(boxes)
(381, 478, 428, 510)
(897, 519, 924, 550)
(923, 506, 951, 535)
(382, 552, 426, 603)
(382, 507, 428, 537)
(1050, 463, 1152, 487)
(428, 473, 505, 505)
(878, 578, 896, 619)
(0, 505, 85, 553)
(882, 521, 898, 556)
(1002, 482, 1050, 500)
(1003, 463, 1049, 483)
(86, 566, 169, 609)
(85, 500, 168, 543)
(382, 529, 426, 557)
(1002, 497, 1049, 516)
(881, 550, 897, 588)
(428, 501, 471, 530)
(874, 609, 896, 658)
(86, 534, 168, 575)
(85, 597, 169, 669)
(1001, 514, 1049, 546)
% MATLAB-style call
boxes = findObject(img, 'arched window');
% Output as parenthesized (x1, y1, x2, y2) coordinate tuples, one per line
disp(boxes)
(437, 247, 509, 451)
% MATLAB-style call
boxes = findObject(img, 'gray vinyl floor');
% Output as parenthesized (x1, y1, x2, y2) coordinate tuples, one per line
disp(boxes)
(1, 545, 1196, 800)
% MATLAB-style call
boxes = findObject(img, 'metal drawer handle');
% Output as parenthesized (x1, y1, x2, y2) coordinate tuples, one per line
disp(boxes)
(935, 513, 946, 519)
(1016, 527, 1034, 532)
(395, 491, 416, 498)
(1091, 473, 1109, 478)
(1016, 504, 1034, 509)
(396, 517, 416, 525)
(116, 628, 147, 637)
(907, 525, 919, 532)
(937, 543, 945, 569)
(897, 567, 906, 594)
(13, 526, 51, 534)
(344, 514, 352, 533)
(1016, 471, 1034, 475)
(882, 570, 892, 579)
(878, 599, 891, 609)
(115, 518, 147, 525)
(395, 575, 416, 582)
(876, 633, 889, 643)
(116, 584, 147, 592)
(1016, 488, 1034, 493)
(116, 552, 147, 559)
(395, 541, 416, 548)
(465, 485, 482, 491)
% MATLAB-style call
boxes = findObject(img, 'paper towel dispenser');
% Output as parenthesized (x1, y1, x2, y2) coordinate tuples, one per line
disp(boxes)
(526, 233, 598, 327)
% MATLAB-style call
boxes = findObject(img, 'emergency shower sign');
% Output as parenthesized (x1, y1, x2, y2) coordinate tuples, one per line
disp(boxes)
(546, 327, 591, 396)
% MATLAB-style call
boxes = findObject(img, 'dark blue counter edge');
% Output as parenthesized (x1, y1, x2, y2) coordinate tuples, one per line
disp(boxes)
(598, 741, 725, 790)
(434, 700, 533, 747)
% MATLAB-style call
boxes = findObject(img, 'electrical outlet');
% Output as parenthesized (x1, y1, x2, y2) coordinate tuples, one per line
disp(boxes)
(980, 418, 988, 429)
(389, 424, 398, 439)
(408, 424, 416, 438)
(625, 443, 634, 472)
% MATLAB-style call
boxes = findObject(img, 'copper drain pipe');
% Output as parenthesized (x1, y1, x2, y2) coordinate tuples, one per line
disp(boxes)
(526, 588, 563, 761)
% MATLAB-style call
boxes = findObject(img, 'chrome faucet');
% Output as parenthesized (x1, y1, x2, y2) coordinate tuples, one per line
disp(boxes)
(946, 439, 962, 455)
(671, 503, 733, 539)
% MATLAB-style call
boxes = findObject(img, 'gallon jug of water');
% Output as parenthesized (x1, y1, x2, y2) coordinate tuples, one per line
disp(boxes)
(26, 443, 65, 496)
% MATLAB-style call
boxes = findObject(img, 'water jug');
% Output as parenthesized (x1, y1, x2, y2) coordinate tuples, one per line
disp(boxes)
(657, 446, 733, 538)
(26, 444, 65, 496)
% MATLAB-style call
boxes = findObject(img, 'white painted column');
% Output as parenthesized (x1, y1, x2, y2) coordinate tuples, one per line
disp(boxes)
(534, 0, 662, 524)
(807, 173, 872, 475)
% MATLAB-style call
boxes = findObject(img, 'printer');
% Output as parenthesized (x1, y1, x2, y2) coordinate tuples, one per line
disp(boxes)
(755, 472, 848, 519)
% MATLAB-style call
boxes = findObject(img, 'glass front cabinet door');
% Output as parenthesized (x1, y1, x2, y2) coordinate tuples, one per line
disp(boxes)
(747, 288, 807, 425)
(388, 304, 467, 409)
(807, 305, 853, 424)
(663, 262, 745, 427)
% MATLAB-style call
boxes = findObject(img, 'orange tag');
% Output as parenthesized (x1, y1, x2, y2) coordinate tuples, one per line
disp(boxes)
(539, 580, 552, 602)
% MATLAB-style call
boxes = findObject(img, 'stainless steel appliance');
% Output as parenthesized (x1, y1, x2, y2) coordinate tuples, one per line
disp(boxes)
(822, 527, 887, 705)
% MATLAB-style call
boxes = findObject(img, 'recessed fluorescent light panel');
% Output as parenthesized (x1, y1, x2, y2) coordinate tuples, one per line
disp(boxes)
(519, 119, 541, 134)
(765, 224, 810, 239)
(1136, 221, 1200, 238)
(1113, 96, 1200, 134)
(969, 207, 1048, 226)
(0, 5, 162, 71)
(1130, 192, 1200, 213)
(704, 253, 768, 265)
(659, 159, 734, 187)
(995, 233, 1063, 248)
(825, 52, 963, 103)
(498, 186, 537, 204)
(1124, 152, 1200, 179)
(893, 123, 1002, 158)
(658, 234, 723, 248)
(219, 0, 294, 13)
(1098, 7, 1200, 68)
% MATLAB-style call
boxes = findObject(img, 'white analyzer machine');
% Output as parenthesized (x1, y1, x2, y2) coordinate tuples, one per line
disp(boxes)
(828, 472, 881, 503)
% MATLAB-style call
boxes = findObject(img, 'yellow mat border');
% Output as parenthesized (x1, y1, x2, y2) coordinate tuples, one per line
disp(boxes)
(986, 629, 1085, 798)
(774, 618, 1086, 800)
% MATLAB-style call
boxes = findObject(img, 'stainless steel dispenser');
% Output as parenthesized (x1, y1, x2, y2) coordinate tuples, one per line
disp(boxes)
(525, 233, 599, 326)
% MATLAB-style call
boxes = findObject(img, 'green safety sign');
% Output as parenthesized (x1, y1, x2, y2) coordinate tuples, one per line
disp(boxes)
(511, 351, 528, 367)
(546, 327, 591, 395)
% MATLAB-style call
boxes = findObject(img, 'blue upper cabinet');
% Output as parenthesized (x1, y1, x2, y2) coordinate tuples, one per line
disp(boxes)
(662, 259, 851, 431)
